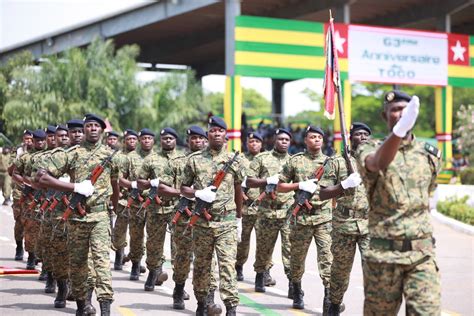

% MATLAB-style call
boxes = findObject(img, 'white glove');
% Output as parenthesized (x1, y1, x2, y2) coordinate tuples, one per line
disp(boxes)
(237, 217, 242, 243)
(266, 174, 280, 185)
(195, 186, 217, 203)
(131, 181, 138, 189)
(341, 172, 362, 189)
(392, 96, 420, 138)
(150, 178, 160, 187)
(241, 176, 247, 188)
(298, 179, 318, 193)
(58, 176, 70, 183)
(74, 180, 95, 197)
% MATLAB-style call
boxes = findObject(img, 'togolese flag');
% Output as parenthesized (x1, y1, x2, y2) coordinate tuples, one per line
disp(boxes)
(448, 33, 474, 87)
(322, 15, 341, 120)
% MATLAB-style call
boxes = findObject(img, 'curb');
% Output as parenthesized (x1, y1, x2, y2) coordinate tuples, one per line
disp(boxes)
(431, 209, 474, 236)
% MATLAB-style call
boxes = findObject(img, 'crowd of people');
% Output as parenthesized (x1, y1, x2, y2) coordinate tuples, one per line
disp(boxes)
(3, 89, 442, 316)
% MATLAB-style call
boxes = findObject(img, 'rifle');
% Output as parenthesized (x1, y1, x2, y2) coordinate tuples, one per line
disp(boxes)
(287, 158, 329, 225)
(19, 184, 34, 205)
(171, 196, 194, 225)
(136, 186, 162, 219)
(108, 203, 115, 244)
(185, 152, 240, 233)
(59, 149, 119, 224)
(252, 183, 277, 207)
(47, 191, 68, 212)
(122, 188, 143, 218)
(26, 189, 43, 220)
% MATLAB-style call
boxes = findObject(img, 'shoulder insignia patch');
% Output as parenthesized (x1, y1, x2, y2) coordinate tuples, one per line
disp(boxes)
(424, 143, 441, 159)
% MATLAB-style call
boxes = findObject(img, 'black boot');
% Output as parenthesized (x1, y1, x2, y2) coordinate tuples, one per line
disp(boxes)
(26, 252, 36, 270)
(235, 264, 244, 281)
(292, 282, 304, 310)
(255, 272, 265, 293)
(144, 269, 157, 291)
(155, 266, 168, 285)
(140, 265, 146, 274)
(183, 289, 190, 300)
(14, 240, 24, 261)
(323, 287, 331, 316)
(99, 300, 111, 316)
(328, 303, 341, 316)
(130, 261, 140, 281)
(225, 305, 237, 316)
(76, 300, 86, 316)
(54, 279, 68, 308)
(38, 269, 47, 281)
(264, 269, 276, 286)
(66, 280, 75, 301)
(114, 249, 123, 271)
(45, 271, 57, 293)
(84, 288, 96, 315)
(196, 301, 208, 316)
(206, 290, 222, 315)
(172, 283, 185, 310)
(288, 281, 294, 299)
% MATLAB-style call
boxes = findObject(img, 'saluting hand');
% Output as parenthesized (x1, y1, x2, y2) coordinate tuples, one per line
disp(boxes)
(393, 95, 420, 138)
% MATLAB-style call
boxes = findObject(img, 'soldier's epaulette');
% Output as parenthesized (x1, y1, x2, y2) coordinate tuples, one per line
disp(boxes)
(50, 147, 66, 154)
(187, 150, 202, 159)
(65, 145, 80, 153)
(254, 151, 270, 159)
(289, 152, 305, 160)
(424, 143, 441, 159)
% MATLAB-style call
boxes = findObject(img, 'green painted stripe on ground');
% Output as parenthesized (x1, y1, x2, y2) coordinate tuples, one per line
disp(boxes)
(236, 41, 324, 56)
(448, 76, 474, 88)
(236, 15, 323, 33)
(239, 293, 282, 316)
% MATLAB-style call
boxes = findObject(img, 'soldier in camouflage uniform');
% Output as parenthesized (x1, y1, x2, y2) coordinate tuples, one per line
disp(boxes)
(319, 122, 372, 315)
(137, 127, 183, 291)
(0, 146, 12, 205)
(180, 116, 245, 316)
(37, 114, 120, 316)
(12, 129, 47, 271)
(246, 128, 294, 295)
(113, 129, 138, 270)
(278, 126, 333, 311)
(118, 128, 154, 280)
(236, 131, 264, 282)
(355, 90, 441, 315)
(106, 131, 120, 150)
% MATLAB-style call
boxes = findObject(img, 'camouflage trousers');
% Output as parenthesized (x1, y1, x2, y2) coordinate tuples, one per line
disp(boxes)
(145, 211, 172, 270)
(172, 222, 218, 290)
(364, 256, 441, 315)
(112, 204, 129, 250)
(24, 217, 40, 252)
(290, 221, 332, 287)
(192, 221, 239, 306)
(50, 227, 69, 280)
(254, 217, 291, 278)
(236, 214, 258, 267)
(128, 205, 146, 263)
(12, 199, 25, 242)
(67, 217, 113, 302)
(87, 250, 98, 290)
(330, 231, 369, 304)
(0, 172, 11, 199)
(36, 221, 53, 272)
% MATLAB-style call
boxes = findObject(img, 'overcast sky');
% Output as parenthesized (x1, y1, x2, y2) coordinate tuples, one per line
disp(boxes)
(0, 0, 321, 117)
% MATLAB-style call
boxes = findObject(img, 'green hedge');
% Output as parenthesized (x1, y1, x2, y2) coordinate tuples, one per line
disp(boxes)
(437, 195, 474, 225)
(460, 167, 474, 185)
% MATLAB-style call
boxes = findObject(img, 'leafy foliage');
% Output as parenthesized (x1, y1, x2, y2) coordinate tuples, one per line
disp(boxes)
(437, 195, 474, 225)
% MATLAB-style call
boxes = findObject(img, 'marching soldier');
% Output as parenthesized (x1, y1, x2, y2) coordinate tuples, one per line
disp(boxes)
(355, 91, 441, 315)
(319, 122, 372, 315)
(236, 131, 264, 281)
(106, 131, 120, 150)
(180, 116, 245, 316)
(0, 146, 12, 205)
(246, 128, 293, 295)
(278, 126, 333, 311)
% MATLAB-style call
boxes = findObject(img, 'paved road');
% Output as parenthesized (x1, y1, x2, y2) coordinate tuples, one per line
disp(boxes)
(0, 203, 472, 315)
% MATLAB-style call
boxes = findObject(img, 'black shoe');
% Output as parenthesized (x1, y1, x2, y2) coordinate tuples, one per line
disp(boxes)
(38, 269, 48, 281)
(323, 287, 331, 316)
(264, 269, 276, 286)
(225, 305, 236, 316)
(183, 289, 190, 300)
(288, 281, 294, 299)
(196, 301, 208, 316)
(45, 271, 57, 293)
(155, 266, 168, 285)
(76, 299, 86, 316)
(206, 290, 222, 315)
(255, 272, 265, 293)
(54, 279, 68, 308)
(99, 300, 111, 316)
(26, 252, 36, 270)
(328, 302, 341, 316)
(172, 283, 185, 310)
(292, 282, 304, 310)
(114, 249, 123, 271)
(235, 264, 244, 281)
(14, 240, 24, 261)
(144, 269, 157, 291)
(84, 288, 96, 315)
(3, 198, 11, 206)
(130, 261, 140, 281)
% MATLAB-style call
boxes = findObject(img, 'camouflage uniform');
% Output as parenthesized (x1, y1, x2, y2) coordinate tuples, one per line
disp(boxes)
(279, 151, 332, 286)
(181, 147, 245, 307)
(45, 141, 119, 302)
(356, 138, 441, 315)
(138, 149, 182, 273)
(248, 150, 293, 279)
(11, 150, 26, 244)
(0, 152, 12, 200)
(319, 155, 369, 305)
(236, 153, 260, 268)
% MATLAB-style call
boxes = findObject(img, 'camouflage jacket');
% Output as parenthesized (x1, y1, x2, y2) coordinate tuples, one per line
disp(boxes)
(122, 148, 154, 205)
(181, 147, 245, 227)
(11, 147, 30, 200)
(45, 141, 120, 222)
(356, 137, 441, 264)
(241, 152, 260, 216)
(279, 151, 332, 226)
(319, 155, 369, 235)
(0, 153, 9, 172)
(248, 149, 294, 218)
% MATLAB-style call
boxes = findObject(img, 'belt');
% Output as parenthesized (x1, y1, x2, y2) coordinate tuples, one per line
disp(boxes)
(87, 204, 107, 213)
(370, 237, 435, 252)
(210, 210, 235, 222)
(340, 207, 365, 219)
